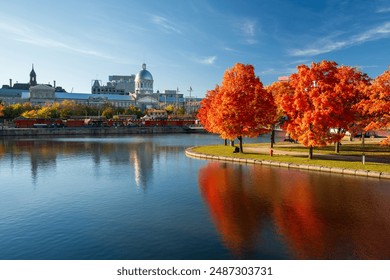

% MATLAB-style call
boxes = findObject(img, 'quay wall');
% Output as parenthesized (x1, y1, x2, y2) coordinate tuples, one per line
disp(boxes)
(0, 126, 186, 137)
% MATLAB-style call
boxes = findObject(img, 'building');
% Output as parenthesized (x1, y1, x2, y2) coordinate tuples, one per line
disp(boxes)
(91, 75, 135, 95)
(0, 64, 199, 112)
(92, 63, 186, 111)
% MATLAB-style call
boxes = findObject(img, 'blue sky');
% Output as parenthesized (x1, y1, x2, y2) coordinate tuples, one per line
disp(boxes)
(0, 0, 389, 97)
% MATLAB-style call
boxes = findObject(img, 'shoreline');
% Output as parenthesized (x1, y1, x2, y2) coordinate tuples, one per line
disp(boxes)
(185, 146, 390, 180)
(0, 126, 187, 137)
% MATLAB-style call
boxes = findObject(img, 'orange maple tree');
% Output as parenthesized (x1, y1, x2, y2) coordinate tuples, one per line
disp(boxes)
(197, 63, 276, 153)
(197, 85, 220, 134)
(362, 69, 390, 145)
(265, 80, 294, 147)
(281, 60, 370, 159)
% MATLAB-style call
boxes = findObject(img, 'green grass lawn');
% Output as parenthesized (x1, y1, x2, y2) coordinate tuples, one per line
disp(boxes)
(192, 144, 390, 173)
(274, 142, 390, 157)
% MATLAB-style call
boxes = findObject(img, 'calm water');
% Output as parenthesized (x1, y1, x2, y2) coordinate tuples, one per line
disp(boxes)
(0, 134, 389, 260)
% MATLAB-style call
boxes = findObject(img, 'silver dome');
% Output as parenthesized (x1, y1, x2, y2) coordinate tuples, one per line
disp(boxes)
(135, 63, 153, 81)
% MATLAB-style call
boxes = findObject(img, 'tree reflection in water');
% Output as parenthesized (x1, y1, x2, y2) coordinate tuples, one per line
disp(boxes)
(198, 161, 390, 259)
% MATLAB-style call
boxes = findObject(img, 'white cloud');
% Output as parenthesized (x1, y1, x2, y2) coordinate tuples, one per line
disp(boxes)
(196, 56, 217, 65)
(240, 19, 256, 37)
(0, 19, 114, 60)
(376, 7, 390, 13)
(236, 19, 258, 45)
(151, 15, 182, 34)
(288, 22, 390, 56)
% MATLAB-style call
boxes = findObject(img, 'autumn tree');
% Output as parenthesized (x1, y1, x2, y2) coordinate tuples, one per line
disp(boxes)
(361, 68, 390, 145)
(164, 104, 174, 115)
(0, 102, 4, 118)
(265, 80, 293, 147)
(198, 63, 276, 153)
(21, 109, 38, 118)
(330, 65, 370, 152)
(37, 102, 60, 118)
(58, 100, 77, 118)
(124, 105, 143, 118)
(2, 103, 33, 119)
(197, 85, 220, 133)
(101, 107, 114, 119)
(281, 60, 370, 159)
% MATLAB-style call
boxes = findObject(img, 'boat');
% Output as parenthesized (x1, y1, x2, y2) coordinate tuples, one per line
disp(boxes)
(183, 124, 207, 133)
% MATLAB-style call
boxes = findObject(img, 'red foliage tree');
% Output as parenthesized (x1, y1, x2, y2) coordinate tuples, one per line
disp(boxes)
(197, 85, 220, 134)
(197, 63, 276, 153)
(362, 69, 390, 145)
(281, 60, 370, 159)
(265, 80, 294, 147)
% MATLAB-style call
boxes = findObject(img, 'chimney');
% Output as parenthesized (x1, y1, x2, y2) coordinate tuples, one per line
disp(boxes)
(54, 80, 56, 88)
(9, 79, 12, 87)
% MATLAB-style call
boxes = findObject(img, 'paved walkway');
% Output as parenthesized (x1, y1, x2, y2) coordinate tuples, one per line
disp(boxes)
(244, 144, 390, 164)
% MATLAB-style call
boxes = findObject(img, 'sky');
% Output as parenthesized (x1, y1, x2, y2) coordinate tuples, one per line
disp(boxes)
(0, 0, 389, 97)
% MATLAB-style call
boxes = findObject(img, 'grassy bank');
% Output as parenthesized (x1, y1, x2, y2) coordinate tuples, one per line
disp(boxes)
(192, 144, 390, 173)
(275, 142, 390, 157)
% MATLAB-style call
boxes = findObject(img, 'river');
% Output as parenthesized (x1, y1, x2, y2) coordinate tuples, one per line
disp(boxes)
(0, 134, 389, 259)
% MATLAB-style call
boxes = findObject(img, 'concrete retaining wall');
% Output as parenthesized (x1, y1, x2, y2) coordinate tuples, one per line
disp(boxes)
(0, 126, 185, 137)
(185, 147, 390, 180)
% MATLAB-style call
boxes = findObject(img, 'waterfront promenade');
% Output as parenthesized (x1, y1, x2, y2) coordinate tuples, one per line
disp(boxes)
(186, 139, 390, 180)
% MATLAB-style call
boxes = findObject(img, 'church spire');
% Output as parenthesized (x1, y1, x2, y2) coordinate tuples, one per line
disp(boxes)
(29, 64, 37, 86)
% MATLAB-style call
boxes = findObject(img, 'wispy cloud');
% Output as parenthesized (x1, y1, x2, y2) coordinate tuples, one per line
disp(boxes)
(236, 19, 258, 45)
(195, 56, 217, 65)
(0, 19, 114, 60)
(151, 15, 182, 34)
(376, 7, 390, 13)
(354, 65, 379, 70)
(288, 22, 390, 56)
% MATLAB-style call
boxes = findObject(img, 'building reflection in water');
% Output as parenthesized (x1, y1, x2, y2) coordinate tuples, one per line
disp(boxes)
(198, 161, 390, 259)
(0, 138, 180, 190)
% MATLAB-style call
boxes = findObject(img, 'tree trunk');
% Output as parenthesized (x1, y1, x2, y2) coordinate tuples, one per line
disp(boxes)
(335, 142, 340, 153)
(238, 136, 243, 153)
(335, 128, 341, 153)
(230, 140, 234, 146)
(224, 139, 227, 146)
(308, 145, 313, 159)
(270, 125, 275, 148)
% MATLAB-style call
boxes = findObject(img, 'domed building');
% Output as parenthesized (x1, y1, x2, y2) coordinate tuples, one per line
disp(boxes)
(135, 63, 153, 94)
(1, 63, 197, 112)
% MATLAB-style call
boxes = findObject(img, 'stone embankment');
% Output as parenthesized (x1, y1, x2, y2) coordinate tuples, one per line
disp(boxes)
(0, 126, 186, 137)
(185, 146, 390, 180)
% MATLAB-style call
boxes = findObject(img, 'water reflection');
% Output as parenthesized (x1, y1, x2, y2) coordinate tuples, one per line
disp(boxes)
(198, 161, 390, 259)
(0, 137, 182, 189)
(2, 135, 389, 260)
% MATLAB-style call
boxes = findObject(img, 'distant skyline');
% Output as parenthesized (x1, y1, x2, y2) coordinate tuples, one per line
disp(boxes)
(0, 0, 389, 97)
